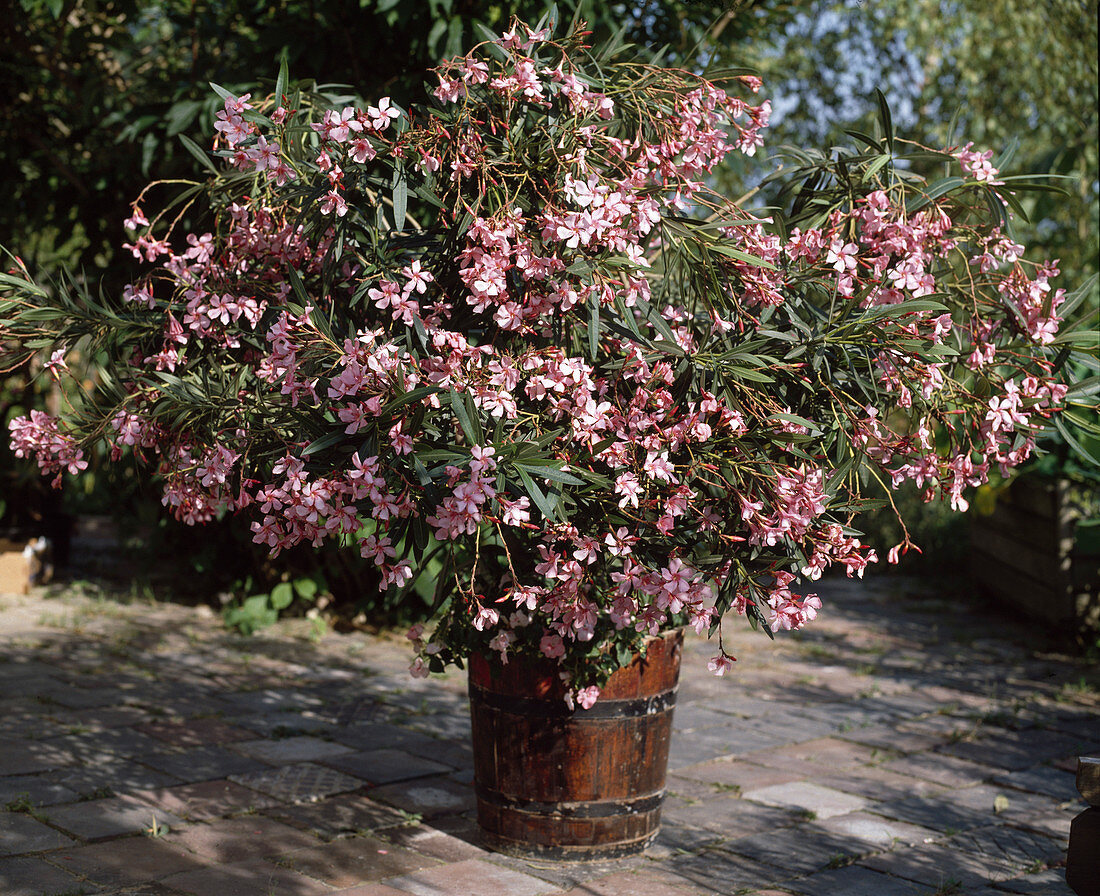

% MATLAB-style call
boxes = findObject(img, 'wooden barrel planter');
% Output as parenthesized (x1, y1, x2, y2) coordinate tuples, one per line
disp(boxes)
(468, 629, 682, 860)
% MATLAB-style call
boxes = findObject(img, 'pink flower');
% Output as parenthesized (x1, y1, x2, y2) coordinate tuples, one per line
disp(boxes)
(45, 350, 68, 377)
(367, 97, 400, 131)
(473, 606, 500, 631)
(576, 686, 600, 710)
(707, 654, 736, 676)
(539, 632, 565, 658)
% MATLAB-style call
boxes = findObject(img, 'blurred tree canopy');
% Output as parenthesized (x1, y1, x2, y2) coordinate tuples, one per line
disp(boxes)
(747, 0, 1098, 304)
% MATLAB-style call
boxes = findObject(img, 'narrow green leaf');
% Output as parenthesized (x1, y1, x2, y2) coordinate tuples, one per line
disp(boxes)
(514, 462, 585, 486)
(179, 134, 217, 174)
(515, 466, 558, 522)
(906, 177, 965, 213)
(392, 164, 408, 230)
(381, 385, 440, 416)
(301, 428, 347, 457)
(449, 389, 477, 444)
(1064, 375, 1100, 400)
(707, 242, 778, 270)
(875, 88, 893, 153)
(275, 50, 289, 102)
(588, 297, 599, 361)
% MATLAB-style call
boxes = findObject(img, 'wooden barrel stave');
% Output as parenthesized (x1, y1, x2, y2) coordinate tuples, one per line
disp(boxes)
(469, 630, 682, 858)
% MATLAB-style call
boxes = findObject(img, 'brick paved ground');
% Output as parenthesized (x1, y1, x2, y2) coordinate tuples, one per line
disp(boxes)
(0, 572, 1095, 896)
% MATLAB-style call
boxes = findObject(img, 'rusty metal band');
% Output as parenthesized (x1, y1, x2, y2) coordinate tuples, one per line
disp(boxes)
(476, 784, 666, 818)
(468, 685, 677, 719)
(479, 828, 661, 860)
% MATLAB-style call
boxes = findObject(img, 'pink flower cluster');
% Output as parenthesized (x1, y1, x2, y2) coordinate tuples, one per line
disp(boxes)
(8, 410, 87, 486)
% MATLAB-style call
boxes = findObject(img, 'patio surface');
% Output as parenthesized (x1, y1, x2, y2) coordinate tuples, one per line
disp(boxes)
(1, 567, 1096, 896)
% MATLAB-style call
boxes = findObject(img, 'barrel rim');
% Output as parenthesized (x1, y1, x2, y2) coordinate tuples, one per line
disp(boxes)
(469, 683, 677, 719)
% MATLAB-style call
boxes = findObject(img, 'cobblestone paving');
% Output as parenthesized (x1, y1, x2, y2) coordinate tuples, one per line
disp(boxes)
(0, 574, 1095, 896)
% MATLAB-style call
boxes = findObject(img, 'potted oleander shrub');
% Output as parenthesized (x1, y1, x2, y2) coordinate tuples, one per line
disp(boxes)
(3, 17, 1095, 857)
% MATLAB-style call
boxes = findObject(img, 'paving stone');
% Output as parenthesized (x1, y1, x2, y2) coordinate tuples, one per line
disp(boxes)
(163, 857, 334, 895)
(378, 825, 486, 862)
(0, 712, 70, 744)
(230, 711, 339, 738)
(812, 810, 940, 849)
(41, 727, 167, 760)
(865, 790, 1007, 835)
(833, 722, 945, 754)
(277, 833, 439, 887)
(47, 836, 201, 888)
(992, 765, 1081, 803)
(268, 792, 412, 838)
(992, 868, 1075, 893)
(485, 850, 647, 891)
(661, 791, 801, 837)
(51, 758, 183, 796)
(670, 759, 802, 793)
(0, 811, 76, 855)
(646, 822, 727, 857)
(742, 737, 890, 776)
(944, 825, 1066, 870)
(332, 723, 456, 754)
(1012, 810, 1076, 840)
(813, 765, 948, 803)
(45, 795, 185, 840)
(725, 824, 868, 876)
(939, 729, 1092, 772)
(878, 752, 993, 788)
(381, 858, 561, 896)
(1040, 711, 1100, 742)
(564, 869, 715, 895)
(368, 776, 474, 817)
(668, 726, 787, 768)
(230, 735, 355, 765)
(4, 573, 1100, 895)
(229, 761, 366, 803)
(43, 686, 127, 710)
(893, 712, 979, 739)
(142, 745, 268, 782)
(674, 703, 751, 731)
(162, 814, 319, 863)
(0, 739, 75, 776)
(0, 775, 80, 807)
(319, 749, 453, 785)
(742, 782, 867, 819)
(94, 882, 185, 895)
(0, 855, 94, 896)
(132, 780, 283, 820)
(860, 840, 1018, 888)
(947, 783, 1071, 829)
(786, 864, 925, 896)
(308, 696, 388, 727)
(218, 688, 326, 715)
(135, 719, 255, 747)
(645, 845, 779, 892)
